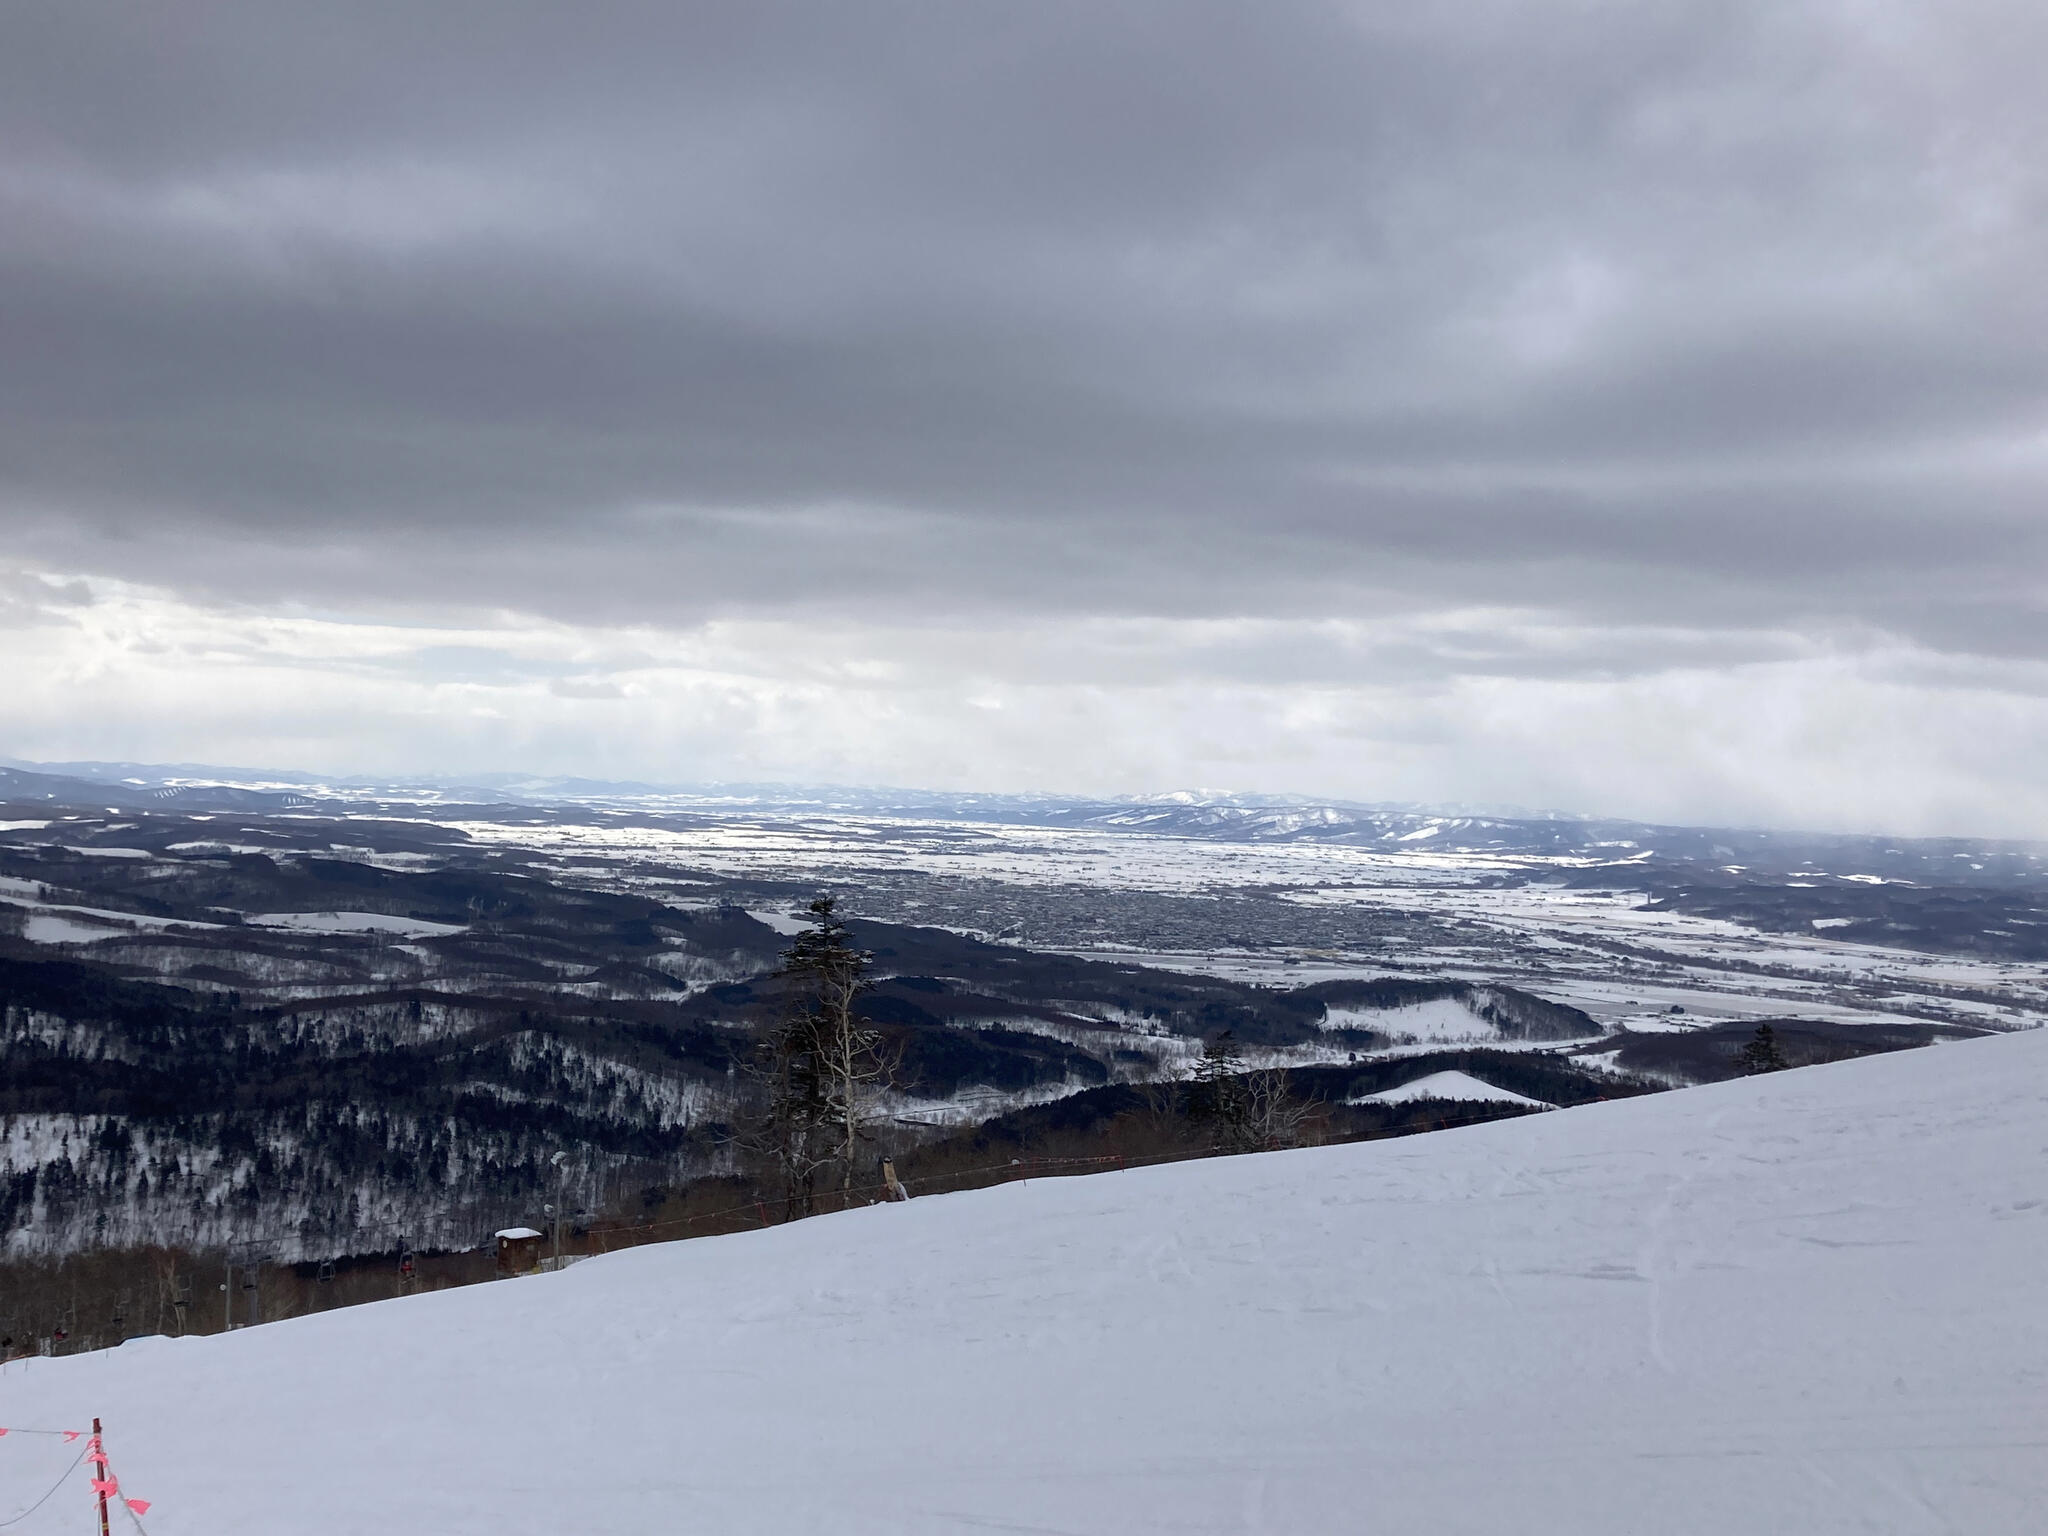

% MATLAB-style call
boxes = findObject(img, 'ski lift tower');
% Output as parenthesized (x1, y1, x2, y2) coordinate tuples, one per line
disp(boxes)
(548, 1151, 570, 1270)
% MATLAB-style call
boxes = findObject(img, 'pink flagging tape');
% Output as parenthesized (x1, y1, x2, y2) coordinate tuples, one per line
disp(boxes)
(97, 1444, 152, 1522)
(0, 1423, 158, 1524)
(1, 1424, 158, 1521)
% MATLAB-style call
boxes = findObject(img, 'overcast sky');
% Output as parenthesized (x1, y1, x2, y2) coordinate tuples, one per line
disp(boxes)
(4, 2, 2045, 833)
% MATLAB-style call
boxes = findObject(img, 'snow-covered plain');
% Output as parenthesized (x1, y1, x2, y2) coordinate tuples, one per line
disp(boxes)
(437, 810, 2048, 1034)
(4, 1030, 2044, 1534)
(3, 899, 225, 945)
(245, 911, 469, 938)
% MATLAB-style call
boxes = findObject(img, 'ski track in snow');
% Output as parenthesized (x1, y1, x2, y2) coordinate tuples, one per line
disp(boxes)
(3, 1029, 2046, 1534)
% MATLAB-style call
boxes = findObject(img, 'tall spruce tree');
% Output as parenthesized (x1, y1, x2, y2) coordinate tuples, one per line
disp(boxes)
(752, 998, 836, 1220)
(1188, 1031, 1254, 1151)
(1740, 1022, 1790, 1075)
(776, 895, 892, 1200)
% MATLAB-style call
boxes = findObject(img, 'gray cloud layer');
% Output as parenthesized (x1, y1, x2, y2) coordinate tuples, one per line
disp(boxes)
(2, 2, 2045, 823)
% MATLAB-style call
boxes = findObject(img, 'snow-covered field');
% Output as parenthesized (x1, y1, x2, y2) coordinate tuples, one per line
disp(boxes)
(245, 910, 469, 938)
(6, 901, 224, 945)
(448, 811, 1538, 893)
(1325, 996, 1499, 1041)
(4, 1030, 2042, 1534)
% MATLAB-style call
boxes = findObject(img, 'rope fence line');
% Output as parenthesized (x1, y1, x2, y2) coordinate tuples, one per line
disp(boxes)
(585, 1148, 1215, 1248)
(0, 1444, 86, 1528)
(591, 1151, 1162, 1244)
(577, 1107, 1529, 1253)
(0, 1425, 154, 1531)
(85, 1424, 153, 1528)
(117, 1489, 153, 1536)
(0, 1426, 153, 1527)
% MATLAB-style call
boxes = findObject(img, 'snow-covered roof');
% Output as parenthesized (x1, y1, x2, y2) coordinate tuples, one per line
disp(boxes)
(494, 1227, 543, 1240)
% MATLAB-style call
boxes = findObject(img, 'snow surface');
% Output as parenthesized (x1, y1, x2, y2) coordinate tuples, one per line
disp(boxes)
(4, 1032, 2047, 1534)
(21, 913, 125, 945)
(1326, 996, 1497, 1041)
(4, 899, 225, 943)
(1352, 1068, 1555, 1107)
(245, 911, 468, 938)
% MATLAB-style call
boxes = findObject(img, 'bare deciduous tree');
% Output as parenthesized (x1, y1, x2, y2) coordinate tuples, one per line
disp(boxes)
(1189, 1033, 1314, 1154)
(1241, 1067, 1316, 1151)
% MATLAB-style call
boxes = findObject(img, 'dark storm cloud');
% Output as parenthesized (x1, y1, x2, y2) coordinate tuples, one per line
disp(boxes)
(3, 0, 2044, 657)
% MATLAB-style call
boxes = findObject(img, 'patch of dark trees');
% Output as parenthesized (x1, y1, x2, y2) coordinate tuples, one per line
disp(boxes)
(926, 1048, 1655, 1162)
(0, 957, 724, 1203)
(1584, 1018, 1973, 1084)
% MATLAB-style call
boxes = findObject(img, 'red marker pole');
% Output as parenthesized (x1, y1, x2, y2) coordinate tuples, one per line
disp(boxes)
(94, 1417, 111, 1536)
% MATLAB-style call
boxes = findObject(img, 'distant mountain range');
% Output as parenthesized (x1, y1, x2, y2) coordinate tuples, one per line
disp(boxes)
(2, 757, 1569, 820)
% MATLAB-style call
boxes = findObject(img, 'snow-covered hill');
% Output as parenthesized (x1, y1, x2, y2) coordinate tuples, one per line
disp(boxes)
(1352, 1067, 1556, 1107)
(4, 1031, 2044, 1534)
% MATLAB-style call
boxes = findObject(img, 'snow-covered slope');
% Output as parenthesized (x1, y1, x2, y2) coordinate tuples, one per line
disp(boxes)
(1353, 1067, 1556, 1107)
(5, 1032, 2045, 1535)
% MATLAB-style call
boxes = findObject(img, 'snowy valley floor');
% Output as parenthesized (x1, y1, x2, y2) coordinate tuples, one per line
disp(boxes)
(4, 1031, 2046, 1535)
